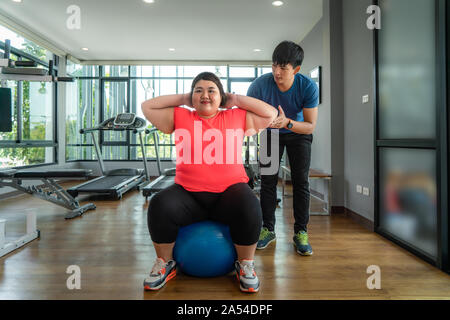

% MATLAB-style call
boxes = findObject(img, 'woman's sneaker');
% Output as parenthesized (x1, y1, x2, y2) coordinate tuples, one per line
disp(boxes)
(256, 227, 276, 249)
(293, 230, 313, 256)
(235, 260, 260, 293)
(143, 257, 177, 290)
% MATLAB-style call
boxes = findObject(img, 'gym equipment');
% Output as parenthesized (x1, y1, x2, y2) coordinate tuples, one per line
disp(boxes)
(142, 128, 176, 200)
(173, 220, 237, 277)
(67, 113, 150, 200)
(0, 87, 12, 132)
(244, 135, 261, 194)
(0, 39, 73, 82)
(0, 168, 96, 219)
(0, 210, 39, 258)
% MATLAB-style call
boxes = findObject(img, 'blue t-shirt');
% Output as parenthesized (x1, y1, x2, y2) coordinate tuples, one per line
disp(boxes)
(247, 72, 319, 134)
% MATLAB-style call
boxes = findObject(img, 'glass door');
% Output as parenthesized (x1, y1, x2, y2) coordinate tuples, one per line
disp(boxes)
(375, 0, 447, 269)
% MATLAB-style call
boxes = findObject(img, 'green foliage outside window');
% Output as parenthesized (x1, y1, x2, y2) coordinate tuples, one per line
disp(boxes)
(0, 40, 51, 168)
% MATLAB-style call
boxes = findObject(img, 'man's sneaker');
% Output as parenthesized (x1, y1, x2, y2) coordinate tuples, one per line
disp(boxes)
(256, 227, 276, 249)
(143, 257, 177, 290)
(293, 230, 313, 256)
(235, 260, 260, 293)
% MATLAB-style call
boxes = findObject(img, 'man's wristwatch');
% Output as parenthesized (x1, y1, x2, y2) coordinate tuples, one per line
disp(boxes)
(286, 120, 293, 129)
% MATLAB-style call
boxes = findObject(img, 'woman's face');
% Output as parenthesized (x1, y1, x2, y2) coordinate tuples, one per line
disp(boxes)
(191, 80, 221, 118)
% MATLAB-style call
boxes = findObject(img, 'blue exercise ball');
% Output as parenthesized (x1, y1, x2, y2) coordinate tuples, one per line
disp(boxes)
(173, 220, 237, 277)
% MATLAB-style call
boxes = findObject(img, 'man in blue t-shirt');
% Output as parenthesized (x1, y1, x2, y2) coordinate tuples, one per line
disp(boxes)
(247, 40, 318, 255)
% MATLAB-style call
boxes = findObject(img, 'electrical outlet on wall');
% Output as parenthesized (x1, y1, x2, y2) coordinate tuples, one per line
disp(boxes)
(362, 95, 369, 104)
(356, 185, 362, 194)
(363, 187, 370, 196)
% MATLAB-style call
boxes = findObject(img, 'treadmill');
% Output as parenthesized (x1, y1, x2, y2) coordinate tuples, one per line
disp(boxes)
(68, 113, 150, 199)
(142, 128, 176, 200)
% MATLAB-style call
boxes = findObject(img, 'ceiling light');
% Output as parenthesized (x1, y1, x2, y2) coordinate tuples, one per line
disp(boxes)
(12, 0, 22, 3)
(169, 48, 175, 51)
(214, 66, 222, 78)
(253, 49, 262, 52)
(272, 1, 284, 7)
(143, 0, 155, 3)
(81, 47, 89, 51)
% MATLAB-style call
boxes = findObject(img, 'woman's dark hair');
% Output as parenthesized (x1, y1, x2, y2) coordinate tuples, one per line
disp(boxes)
(272, 40, 304, 68)
(190, 72, 227, 106)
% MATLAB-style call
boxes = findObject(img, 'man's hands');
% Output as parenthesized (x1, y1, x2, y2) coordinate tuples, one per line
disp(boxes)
(270, 105, 290, 129)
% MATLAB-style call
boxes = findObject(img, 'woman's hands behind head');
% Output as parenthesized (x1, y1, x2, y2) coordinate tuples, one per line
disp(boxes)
(181, 93, 193, 108)
(223, 93, 239, 109)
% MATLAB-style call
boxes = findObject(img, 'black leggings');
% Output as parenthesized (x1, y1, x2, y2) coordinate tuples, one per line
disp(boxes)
(147, 183, 262, 246)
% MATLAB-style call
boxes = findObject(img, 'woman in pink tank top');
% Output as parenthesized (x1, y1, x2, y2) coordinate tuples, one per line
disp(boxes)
(141, 72, 277, 293)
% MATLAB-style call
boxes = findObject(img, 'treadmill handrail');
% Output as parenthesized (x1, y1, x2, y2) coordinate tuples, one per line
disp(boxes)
(147, 128, 159, 134)
(132, 127, 147, 134)
(80, 127, 99, 134)
(80, 115, 148, 134)
(81, 126, 146, 134)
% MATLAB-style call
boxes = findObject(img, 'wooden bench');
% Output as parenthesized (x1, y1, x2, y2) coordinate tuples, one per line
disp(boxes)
(280, 166, 332, 216)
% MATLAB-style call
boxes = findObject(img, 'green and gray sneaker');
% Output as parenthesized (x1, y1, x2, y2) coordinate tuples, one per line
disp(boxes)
(293, 231, 313, 255)
(256, 227, 276, 249)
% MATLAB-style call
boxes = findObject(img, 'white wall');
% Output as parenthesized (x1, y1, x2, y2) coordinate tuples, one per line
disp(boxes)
(298, 0, 375, 219)
(342, 0, 375, 221)
(299, 0, 344, 207)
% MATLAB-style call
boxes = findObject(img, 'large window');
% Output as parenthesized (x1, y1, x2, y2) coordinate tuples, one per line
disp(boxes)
(65, 77, 99, 161)
(66, 65, 271, 162)
(0, 26, 56, 168)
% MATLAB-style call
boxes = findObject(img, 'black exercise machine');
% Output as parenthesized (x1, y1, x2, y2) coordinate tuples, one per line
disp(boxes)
(67, 113, 150, 200)
(0, 168, 96, 219)
(0, 58, 94, 219)
(244, 135, 261, 194)
(142, 128, 176, 201)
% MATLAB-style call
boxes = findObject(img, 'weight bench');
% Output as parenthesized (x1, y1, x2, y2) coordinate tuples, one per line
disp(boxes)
(281, 166, 332, 216)
(0, 168, 96, 258)
(0, 169, 96, 219)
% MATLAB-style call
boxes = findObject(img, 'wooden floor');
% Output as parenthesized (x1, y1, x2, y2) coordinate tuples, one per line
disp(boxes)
(0, 182, 449, 300)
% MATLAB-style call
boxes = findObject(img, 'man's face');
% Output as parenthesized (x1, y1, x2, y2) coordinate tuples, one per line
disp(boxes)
(272, 63, 300, 89)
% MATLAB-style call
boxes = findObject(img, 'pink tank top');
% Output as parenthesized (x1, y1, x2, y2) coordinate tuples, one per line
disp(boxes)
(173, 106, 249, 192)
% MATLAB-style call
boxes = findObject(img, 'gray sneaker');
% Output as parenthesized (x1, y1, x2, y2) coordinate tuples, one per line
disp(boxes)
(235, 260, 260, 293)
(143, 258, 177, 290)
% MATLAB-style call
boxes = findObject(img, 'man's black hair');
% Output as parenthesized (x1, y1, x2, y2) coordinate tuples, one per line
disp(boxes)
(272, 40, 304, 68)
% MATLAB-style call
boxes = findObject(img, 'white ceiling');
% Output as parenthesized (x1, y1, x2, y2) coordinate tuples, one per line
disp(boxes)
(0, 0, 322, 63)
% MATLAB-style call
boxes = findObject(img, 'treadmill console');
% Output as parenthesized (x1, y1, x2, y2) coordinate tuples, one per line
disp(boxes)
(114, 113, 136, 126)
(97, 113, 146, 130)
